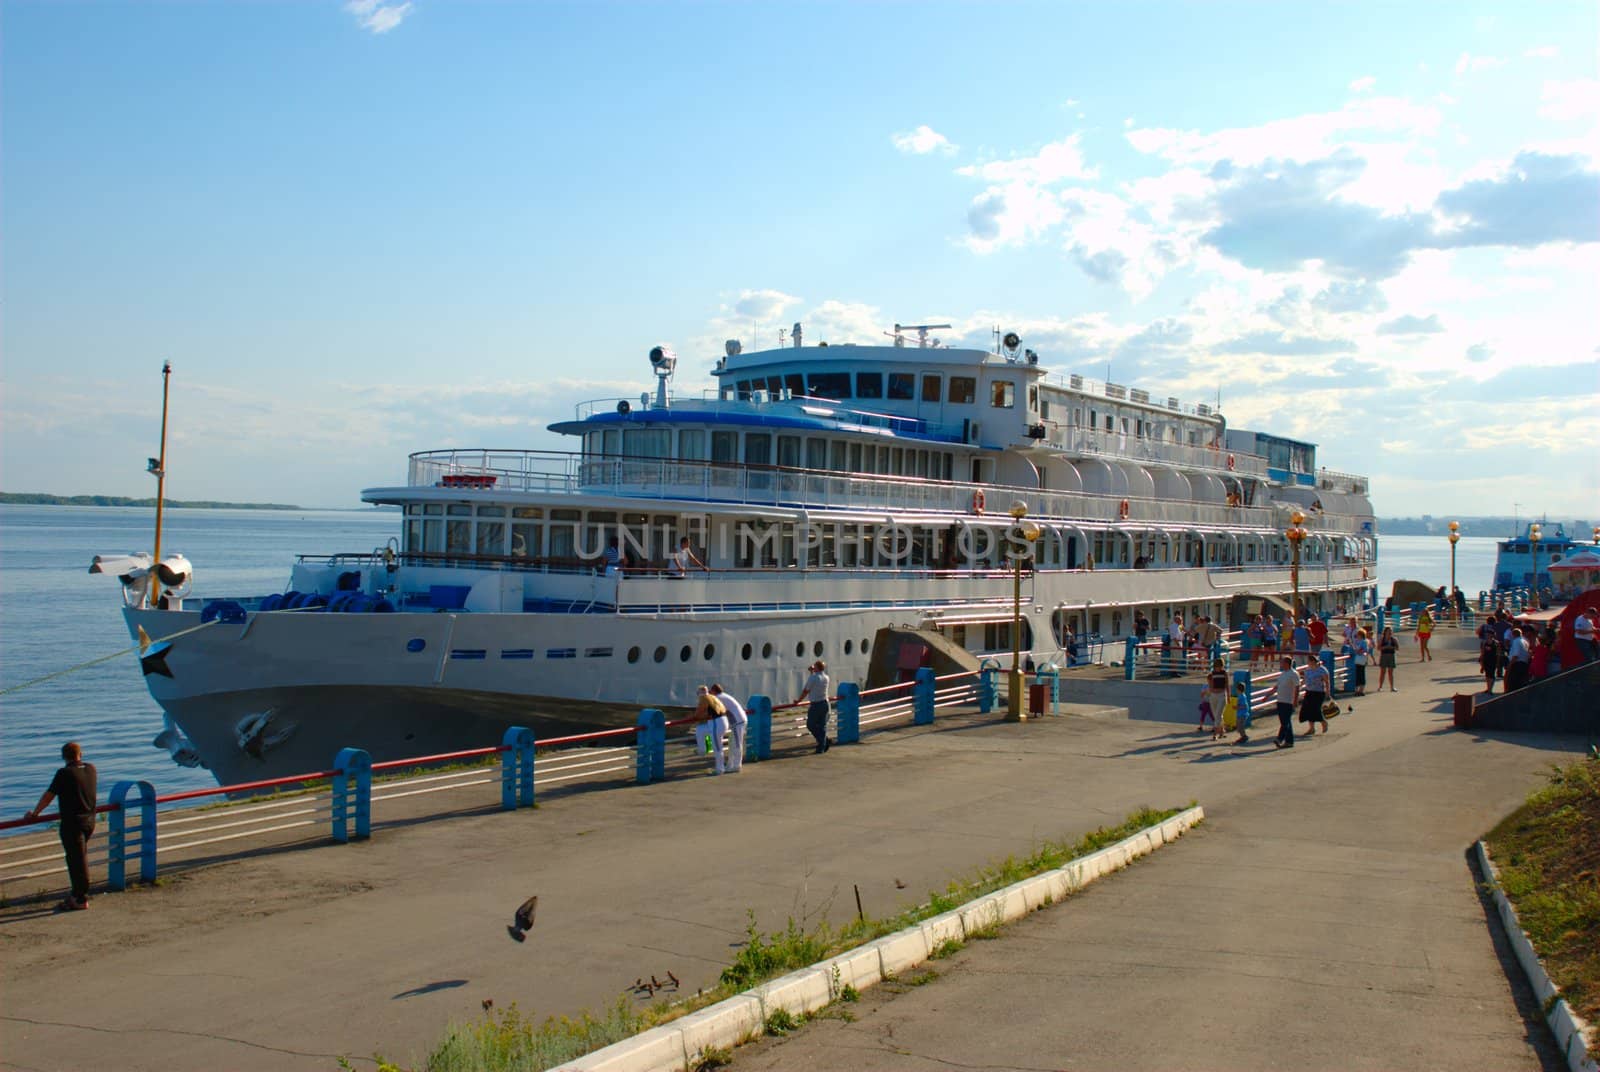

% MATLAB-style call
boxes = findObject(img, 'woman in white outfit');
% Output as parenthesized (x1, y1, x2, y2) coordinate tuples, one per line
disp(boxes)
(710, 684, 747, 772)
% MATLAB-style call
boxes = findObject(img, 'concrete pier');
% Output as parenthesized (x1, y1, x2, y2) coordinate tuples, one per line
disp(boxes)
(0, 632, 1584, 1071)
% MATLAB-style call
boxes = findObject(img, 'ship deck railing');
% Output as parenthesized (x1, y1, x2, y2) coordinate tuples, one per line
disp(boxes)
(1039, 426, 1270, 479)
(400, 449, 1376, 537)
(274, 554, 1376, 618)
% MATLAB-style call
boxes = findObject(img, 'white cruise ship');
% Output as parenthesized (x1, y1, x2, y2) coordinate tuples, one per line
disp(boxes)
(104, 325, 1377, 786)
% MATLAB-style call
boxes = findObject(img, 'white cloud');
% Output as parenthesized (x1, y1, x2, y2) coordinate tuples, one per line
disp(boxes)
(732, 289, 801, 321)
(1126, 97, 1442, 169)
(1539, 78, 1600, 122)
(1523, 46, 1558, 59)
(891, 125, 957, 155)
(956, 136, 1097, 184)
(345, 0, 413, 34)
(965, 182, 1067, 252)
(1349, 76, 1376, 93)
(1454, 52, 1506, 75)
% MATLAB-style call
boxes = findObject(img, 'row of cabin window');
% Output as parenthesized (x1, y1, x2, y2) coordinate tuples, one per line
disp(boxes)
(582, 428, 958, 481)
(402, 504, 1352, 570)
(723, 371, 1020, 409)
(405, 505, 708, 561)
(1037, 396, 1216, 447)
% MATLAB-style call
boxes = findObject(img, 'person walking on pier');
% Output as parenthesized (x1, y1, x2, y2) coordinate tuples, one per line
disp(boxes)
(1272, 656, 1300, 749)
(1376, 626, 1399, 692)
(23, 742, 98, 911)
(797, 660, 832, 753)
(1300, 656, 1331, 737)
(709, 684, 747, 773)
(1351, 628, 1371, 696)
(1415, 609, 1435, 662)
(1479, 628, 1502, 695)
(692, 686, 729, 774)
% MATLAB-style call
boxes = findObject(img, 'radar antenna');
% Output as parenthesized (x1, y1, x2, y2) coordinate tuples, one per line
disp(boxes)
(885, 323, 953, 348)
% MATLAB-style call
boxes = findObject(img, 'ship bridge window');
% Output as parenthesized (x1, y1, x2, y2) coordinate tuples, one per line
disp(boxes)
(622, 428, 670, 458)
(991, 381, 1015, 408)
(806, 437, 827, 469)
(766, 375, 783, 396)
(778, 435, 801, 468)
(856, 372, 883, 398)
(949, 376, 976, 404)
(922, 374, 942, 402)
(888, 372, 915, 400)
(678, 429, 705, 460)
(736, 380, 752, 400)
(808, 371, 851, 399)
(785, 373, 805, 396)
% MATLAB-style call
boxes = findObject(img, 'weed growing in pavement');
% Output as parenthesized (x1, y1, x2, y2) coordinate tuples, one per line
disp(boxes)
(928, 937, 964, 960)
(764, 1008, 799, 1035)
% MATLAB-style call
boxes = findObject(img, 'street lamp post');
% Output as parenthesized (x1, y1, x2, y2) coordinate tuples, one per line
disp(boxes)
(1448, 521, 1460, 617)
(1529, 523, 1542, 610)
(1286, 509, 1309, 622)
(1006, 500, 1041, 722)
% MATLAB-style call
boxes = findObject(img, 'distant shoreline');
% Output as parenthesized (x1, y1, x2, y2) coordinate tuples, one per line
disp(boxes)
(3, 492, 304, 511)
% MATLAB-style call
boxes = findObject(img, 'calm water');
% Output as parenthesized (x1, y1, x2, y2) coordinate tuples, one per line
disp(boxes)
(0, 505, 394, 819)
(0, 504, 1500, 819)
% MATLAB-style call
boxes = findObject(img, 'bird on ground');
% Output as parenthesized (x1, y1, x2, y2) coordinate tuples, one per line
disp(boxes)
(507, 895, 538, 943)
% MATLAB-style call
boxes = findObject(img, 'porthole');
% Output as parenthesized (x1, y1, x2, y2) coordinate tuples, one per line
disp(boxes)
(653, 646, 667, 663)
(406, 637, 426, 653)
(762, 642, 773, 658)
(741, 643, 752, 661)
(813, 641, 824, 657)
(627, 646, 641, 664)
(703, 643, 715, 661)
(844, 639, 853, 655)
(795, 642, 806, 658)
(680, 645, 692, 662)
(861, 639, 870, 654)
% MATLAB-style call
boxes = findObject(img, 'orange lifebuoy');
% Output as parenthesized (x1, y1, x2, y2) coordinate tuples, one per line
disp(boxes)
(1118, 499, 1130, 520)
(972, 489, 985, 515)
(1226, 453, 1235, 471)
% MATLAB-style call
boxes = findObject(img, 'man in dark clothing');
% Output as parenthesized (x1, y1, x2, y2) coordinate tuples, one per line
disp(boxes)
(24, 741, 98, 910)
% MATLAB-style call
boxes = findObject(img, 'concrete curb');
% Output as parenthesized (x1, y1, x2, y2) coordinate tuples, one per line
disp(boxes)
(552, 805, 1205, 1072)
(1475, 841, 1598, 1072)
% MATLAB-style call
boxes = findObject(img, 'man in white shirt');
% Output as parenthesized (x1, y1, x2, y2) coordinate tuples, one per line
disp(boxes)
(669, 537, 706, 578)
(1272, 656, 1301, 749)
(796, 661, 831, 753)
(1574, 607, 1599, 664)
(1504, 627, 1533, 691)
(709, 684, 747, 772)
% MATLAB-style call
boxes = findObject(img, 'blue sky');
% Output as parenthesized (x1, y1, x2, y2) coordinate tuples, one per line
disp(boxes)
(3, 1, 1596, 515)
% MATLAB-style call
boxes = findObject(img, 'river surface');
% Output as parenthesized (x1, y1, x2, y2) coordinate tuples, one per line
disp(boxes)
(0, 504, 1501, 820)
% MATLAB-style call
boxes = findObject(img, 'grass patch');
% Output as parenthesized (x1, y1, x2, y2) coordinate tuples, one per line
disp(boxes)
(408, 803, 1186, 1070)
(928, 937, 964, 960)
(1484, 757, 1599, 1055)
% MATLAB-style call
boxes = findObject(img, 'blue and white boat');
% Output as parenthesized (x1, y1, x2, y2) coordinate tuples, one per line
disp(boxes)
(1492, 521, 1593, 595)
(97, 324, 1379, 786)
